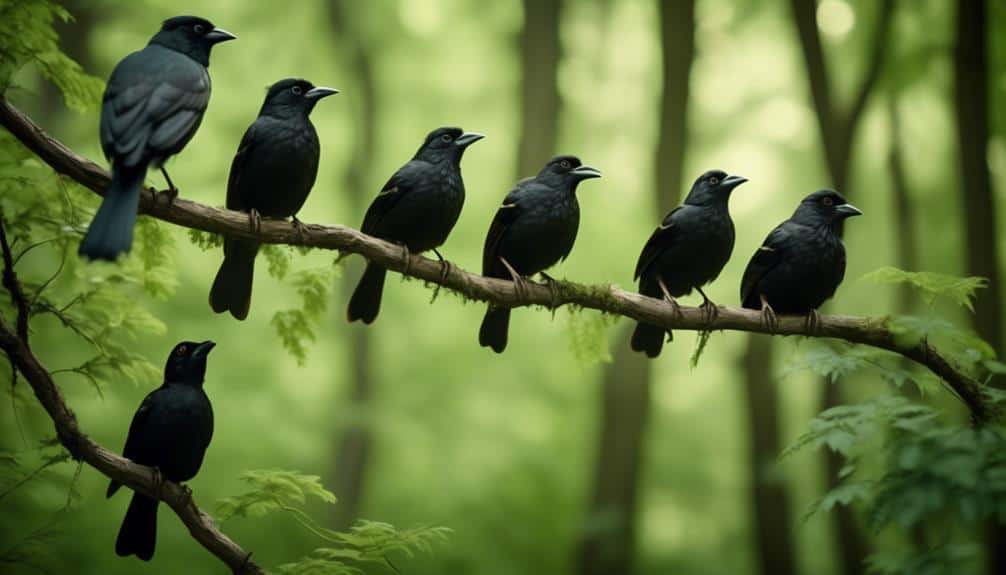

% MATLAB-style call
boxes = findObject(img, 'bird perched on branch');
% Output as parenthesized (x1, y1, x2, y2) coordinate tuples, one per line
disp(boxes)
(347, 127, 484, 324)
(631, 170, 747, 357)
(209, 78, 337, 320)
(107, 340, 216, 561)
(740, 189, 862, 331)
(80, 16, 235, 261)
(479, 155, 601, 353)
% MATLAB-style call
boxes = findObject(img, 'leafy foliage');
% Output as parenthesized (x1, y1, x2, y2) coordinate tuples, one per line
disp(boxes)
(271, 266, 334, 364)
(783, 342, 939, 395)
(219, 469, 450, 574)
(862, 267, 988, 311)
(866, 545, 978, 575)
(787, 393, 1006, 574)
(0, 0, 103, 111)
(217, 469, 336, 521)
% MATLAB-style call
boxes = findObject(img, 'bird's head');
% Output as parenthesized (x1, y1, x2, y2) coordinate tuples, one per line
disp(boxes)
(792, 189, 863, 232)
(260, 78, 338, 118)
(150, 16, 236, 67)
(164, 340, 216, 384)
(414, 127, 484, 163)
(684, 170, 747, 207)
(537, 155, 602, 192)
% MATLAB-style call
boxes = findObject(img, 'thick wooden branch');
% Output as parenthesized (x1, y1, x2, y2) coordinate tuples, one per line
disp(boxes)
(0, 323, 264, 573)
(0, 97, 995, 425)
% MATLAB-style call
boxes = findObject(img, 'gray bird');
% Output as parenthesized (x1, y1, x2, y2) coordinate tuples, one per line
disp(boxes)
(80, 16, 235, 261)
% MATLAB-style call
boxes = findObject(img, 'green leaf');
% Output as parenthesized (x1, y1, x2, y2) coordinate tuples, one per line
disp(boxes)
(804, 481, 873, 521)
(216, 469, 336, 521)
(862, 267, 988, 311)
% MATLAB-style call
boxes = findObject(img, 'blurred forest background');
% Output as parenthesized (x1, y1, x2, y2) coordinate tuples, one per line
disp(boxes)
(2, 0, 1006, 574)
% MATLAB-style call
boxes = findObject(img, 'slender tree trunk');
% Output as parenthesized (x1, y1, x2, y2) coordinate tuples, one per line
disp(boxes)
(886, 96, 919, 314)
(516, 0, 560, 178)
(574, 2, 693, 574)
(326, 0, 378, 530)
(953, 3, 1006, 573)
(742, 336, 797, 575)
(39, 0, 96, 118)
(788, 1, 894, 573)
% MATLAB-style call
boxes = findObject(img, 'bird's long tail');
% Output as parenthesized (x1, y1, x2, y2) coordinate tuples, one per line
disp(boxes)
(630, 322, 669, 358)
(347, 262, 386, 324)
(630, 279, 672, 357)
(209, 238, 259, 321)
(79, 163, 146, 261)
(479, 306, 510, 353)
(115, 492, 158, 561)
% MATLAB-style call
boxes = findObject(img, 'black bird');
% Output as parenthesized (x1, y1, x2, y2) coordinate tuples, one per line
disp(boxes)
(347, 127, 484, 324)
(209, 78, 338, 320)
(107, 340, 216, 561)
(479, 155, 601, 353)
(740, 189, 862, 330)
(80, 16, 235, 261)
(630, 170, 747, 357)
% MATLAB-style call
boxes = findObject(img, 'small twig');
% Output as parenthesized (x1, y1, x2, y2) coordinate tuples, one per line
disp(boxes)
(0, 215, 29, 342)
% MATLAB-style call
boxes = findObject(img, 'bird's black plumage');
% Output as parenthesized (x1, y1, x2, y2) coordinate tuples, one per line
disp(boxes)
(630, 170, 747, 357)
(107, 340, 216, 561)
(80, 16, 235, 261)
(347, 126, 483, 324)
(209, 79, 337, 320)
(479, 155, 601, 353)
(740, 190, 862, 320)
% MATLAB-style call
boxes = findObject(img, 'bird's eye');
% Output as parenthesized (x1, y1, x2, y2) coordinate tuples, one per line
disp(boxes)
(193, 24, 206, 34)
(560, 160, 571, 170)
(822, 196, 835, 207)
(709, 177, 720, 185)
(292, 86, 303, 95)
(176, 345, 187, 356)
(441, 134, 453, 143)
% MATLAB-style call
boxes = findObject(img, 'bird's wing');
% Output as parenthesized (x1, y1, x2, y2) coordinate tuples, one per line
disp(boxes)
(226, 122, 259, 210)
(481, 186, 526, 277)
(100, 49, 210, 166)
(120, 387, 164, 461)
(360, 161, 425, 234)
(740, 224, 790, 308)
(633, 206, 683, 281)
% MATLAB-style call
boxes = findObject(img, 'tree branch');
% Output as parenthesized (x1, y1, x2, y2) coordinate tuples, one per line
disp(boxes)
(0, 97, 995, 426)
(0, 225, 263, 573)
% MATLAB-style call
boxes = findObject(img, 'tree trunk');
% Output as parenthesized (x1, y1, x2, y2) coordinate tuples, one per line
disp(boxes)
(326, 0, 378, 530)
(886, 96, 919, 315)
(574, 2, 693, 574)
(742, 335, 797, 575)
(953, 3, 1006, 573)
(516, 0, 560, 178)
(788, 1, 896, 572)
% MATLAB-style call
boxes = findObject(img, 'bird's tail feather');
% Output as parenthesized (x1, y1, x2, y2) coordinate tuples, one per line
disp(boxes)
(209, 238, 259, 321)
(479, 306, 510, 353)
(79, 164, 146, 261)
(347, 262, 386, 324)
(630, 322, 670, 358)
(115, 492, 158, 561)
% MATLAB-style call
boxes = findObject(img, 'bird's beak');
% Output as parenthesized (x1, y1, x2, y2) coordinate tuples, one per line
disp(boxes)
(836, 203, 863, 218)
(719, 175, 748, 191)
(571, 165, 602, 180)
(454, 132, 485, 148)
(192, 340, 217, 358)
(205, 27, 237, 44)
(305, 86, 339, 100)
